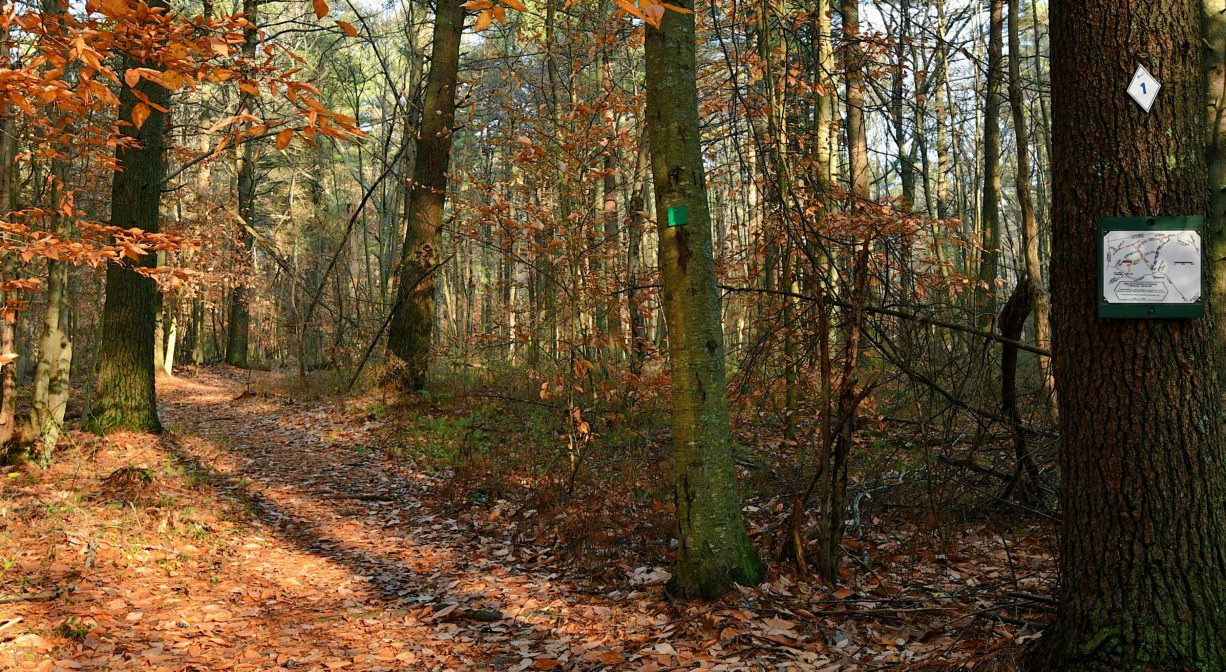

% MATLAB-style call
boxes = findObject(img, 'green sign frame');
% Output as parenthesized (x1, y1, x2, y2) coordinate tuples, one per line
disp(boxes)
(666, 205, 688, 228)
(1097, 215, 1204, 319)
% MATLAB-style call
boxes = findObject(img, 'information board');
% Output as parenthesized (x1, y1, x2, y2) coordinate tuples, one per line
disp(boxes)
(1098, 216, 1204, 319)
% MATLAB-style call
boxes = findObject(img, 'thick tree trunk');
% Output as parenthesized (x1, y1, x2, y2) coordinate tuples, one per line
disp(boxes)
(1026, 0, 1226, 667)
(977, 0, 1004, 324)
(1207, 0, 1226, 347)
(86, 13, 170, 434)
(645, 0, 765, 599)
(386, 0, 464, 390)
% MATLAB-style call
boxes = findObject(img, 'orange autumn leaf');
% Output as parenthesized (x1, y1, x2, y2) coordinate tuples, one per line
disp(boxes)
(275, 128, 294, 149)
(474, 8, 493, 31)
(312, 0, 329, 19)
(130, 102, 150, 129)
(336, 20, 357, 37)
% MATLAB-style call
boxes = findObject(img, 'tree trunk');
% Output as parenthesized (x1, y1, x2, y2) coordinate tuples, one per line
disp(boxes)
(225, 0, 258, 369)
(163, 302, 177, 375)
(977, 0, 1005, 325)
(626, 126, 651, 376)
(814, 0, 873, 585)
(386, 0, 464, 390)
(1008, 0, 1056, 421)
(1207, 0, 1226, 348)
(645, 0, 765, 599)
(190, 296, 206, 365)
(0, 18, 17, 449)
(86, 8, 170, 434)
(1026, 0, 1226, 667)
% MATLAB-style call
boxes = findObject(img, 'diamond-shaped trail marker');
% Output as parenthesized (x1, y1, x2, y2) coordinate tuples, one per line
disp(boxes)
(1127, 64, 1160, 112)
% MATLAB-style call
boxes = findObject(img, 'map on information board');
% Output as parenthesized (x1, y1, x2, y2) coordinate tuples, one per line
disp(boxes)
(1102, 229, 1202, 304)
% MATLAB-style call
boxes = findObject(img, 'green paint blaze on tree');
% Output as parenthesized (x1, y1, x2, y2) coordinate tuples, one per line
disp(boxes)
(386, 0, 465, 390)
(1025, 0, 1226, 667)
(644, 0, 765, 600)
(86, 18, 170, 435)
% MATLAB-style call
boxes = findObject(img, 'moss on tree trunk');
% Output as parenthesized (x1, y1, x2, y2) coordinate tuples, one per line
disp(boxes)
(386, 0, 464, 390)
(86, 18, 170, 435)
(644, 0, 764, 600)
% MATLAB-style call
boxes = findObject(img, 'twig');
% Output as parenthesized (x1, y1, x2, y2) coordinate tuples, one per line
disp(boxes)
(0, 584, 70, 604)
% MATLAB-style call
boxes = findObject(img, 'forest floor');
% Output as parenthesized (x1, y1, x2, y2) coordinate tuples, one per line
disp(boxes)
(1, 366, 1056, 671)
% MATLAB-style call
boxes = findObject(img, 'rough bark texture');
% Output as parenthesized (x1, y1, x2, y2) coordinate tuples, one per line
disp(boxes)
(1026, 0, 1226, 667)
(1208, 0, 1226, 347)
(86, 31, 170, 435)
(386, 0, 464, 390)
(645, 0, 765, 599)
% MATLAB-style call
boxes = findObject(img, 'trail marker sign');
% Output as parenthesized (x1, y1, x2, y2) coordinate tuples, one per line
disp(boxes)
(667, 205, 688, 228)
(1127, 64, 1160, 112)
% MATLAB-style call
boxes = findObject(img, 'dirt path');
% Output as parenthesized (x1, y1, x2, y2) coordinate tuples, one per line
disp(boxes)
(150, 368, 707, 671)
(3, 367, 1031, 671)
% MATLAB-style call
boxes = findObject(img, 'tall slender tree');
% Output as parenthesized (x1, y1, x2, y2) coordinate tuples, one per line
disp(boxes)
(1028, 0, 1226, 666)
(386, 0, 465, 389)
(814, 0, 871, 584)
(645, 0, 765, 598)
(225, 0, 258, 368)
(977, 0, 1004, 323)
(1007, 0, 1053, 421)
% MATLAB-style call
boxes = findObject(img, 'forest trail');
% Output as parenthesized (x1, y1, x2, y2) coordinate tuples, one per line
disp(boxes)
(150, 367, 707, 670)
(1, 367, 840, 671)
(1, 366, 1045, 671)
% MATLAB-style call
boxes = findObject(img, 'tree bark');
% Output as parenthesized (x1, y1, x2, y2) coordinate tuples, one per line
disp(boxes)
(1207, 0, 1226, 349)
(977, 0, 1004, 324)
(225, 0, 258, 369)
(1026, 0, 1226, 667)
(86, 6, 170, 434)
(386, 0, 465, 390)
(0, 17, 17, 449)
(1007, 0, 1055, 421)
(27, 0, 73, 464)
(814, 0, 873, 585)
(645, 0, 765, 599)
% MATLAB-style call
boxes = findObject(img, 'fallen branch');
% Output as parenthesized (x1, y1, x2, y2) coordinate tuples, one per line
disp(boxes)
(0, 584, 71, 604)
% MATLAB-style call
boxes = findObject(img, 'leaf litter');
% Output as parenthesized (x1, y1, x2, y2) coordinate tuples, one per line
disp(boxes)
(0, 367, 1055, 670)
